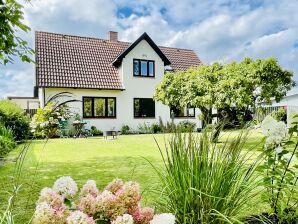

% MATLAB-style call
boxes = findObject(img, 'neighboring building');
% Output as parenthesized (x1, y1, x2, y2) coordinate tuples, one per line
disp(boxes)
(7, 96, 40, 110)
(7, 96, 40, 117)
(34, 31, 202, 131)
(270, 93, 298, 107)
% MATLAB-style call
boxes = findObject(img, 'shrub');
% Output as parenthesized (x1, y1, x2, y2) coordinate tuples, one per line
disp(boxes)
(31, 103, 70, 138)
(177, 120, 196, 132)
(90, 126, 103, 136)
(121, 124, 130, 135)
(158, 117, 176, 133)
(0, 100, 30, 141)
(32, 176, 175, 224)
(154, 130, 261, 223)
(0, 125, 16, 157)
(137, 122, 153, 134)
(271, 107, 286, 122)
(151, 123, 162, 133)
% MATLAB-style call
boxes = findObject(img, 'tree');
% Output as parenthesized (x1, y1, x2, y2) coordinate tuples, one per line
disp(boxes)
(154, 57, 295, 125)
(0, 0, 33, 64)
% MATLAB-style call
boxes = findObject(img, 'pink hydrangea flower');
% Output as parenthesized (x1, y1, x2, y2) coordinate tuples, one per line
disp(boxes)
(116, 181, 141, 209)
(66, 211, 96, 224)
(130, 206, 154, 224)
(80, 180, 99, 198)
(105, 178, 124, 194)
(78, 194, 97, 215)
(32, 202, 69, 224)
(38, 187, 65, 209)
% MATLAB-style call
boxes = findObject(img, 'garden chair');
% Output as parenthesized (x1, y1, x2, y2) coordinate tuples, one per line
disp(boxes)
(59, 120, 70, 138)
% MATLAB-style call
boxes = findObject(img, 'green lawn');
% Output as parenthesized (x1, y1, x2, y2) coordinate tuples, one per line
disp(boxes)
(0, 130, 264, 223)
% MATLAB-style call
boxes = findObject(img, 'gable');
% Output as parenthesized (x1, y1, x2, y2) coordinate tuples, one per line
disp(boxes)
(112, 32, 171, 68)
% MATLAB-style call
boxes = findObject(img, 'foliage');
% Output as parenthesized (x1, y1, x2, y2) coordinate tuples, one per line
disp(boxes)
(30, 103, 70, 138)
(137, 123, 153, 134)
(0, 0, 34, 64)
(90, 126, 103, 136)
(177, 120, 196, 132)
(0, 100, 30, 141)
(271, 107, 287, 122)
(33, 176, 174, 224)
(158, 117, 176, 133)
(260, 115, 298, 223)
(153, 130, 261, 224)
(155, 58, 295, 125)
(151, 123, 162, 134)
(121, 125, 131, 135)
(0, 125, 16, 157)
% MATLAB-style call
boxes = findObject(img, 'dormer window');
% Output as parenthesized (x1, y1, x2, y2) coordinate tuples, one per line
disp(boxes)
(133, 59, 155, 77)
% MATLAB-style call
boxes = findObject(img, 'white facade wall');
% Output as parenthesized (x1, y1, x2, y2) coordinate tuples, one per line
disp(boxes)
(8, 98, 40, 109)
(41, 40, 202, 131)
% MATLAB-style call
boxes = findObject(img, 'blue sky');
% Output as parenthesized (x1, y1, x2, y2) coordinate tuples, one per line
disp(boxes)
(1, 0, 298, 97)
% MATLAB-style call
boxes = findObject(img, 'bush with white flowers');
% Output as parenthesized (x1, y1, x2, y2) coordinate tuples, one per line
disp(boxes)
(33, 177, 175, 224)
(260, 115, 298, 222)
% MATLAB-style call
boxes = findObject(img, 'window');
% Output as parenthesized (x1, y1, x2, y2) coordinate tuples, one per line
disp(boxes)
(133, 59, 155, 77)
(134, 98, 155, 118)
(171, 105, 195, 118)
(83, 97, 116, 118)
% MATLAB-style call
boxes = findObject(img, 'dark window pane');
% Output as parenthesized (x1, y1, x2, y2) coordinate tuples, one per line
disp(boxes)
(171, 106, 185, 117)
(134, 98, 155, 117)
(141, 60, 148, 76)
(133, 60, 139, 76)
(107, 98, 116, 117)
(149, 61, 154, 76)
(94, 98, 105, 117)
(171, 105, 195, 117)
(83, 98, 92, 117)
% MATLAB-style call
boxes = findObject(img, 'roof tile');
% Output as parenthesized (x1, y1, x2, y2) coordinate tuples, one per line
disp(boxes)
(36, 32, 202, 89)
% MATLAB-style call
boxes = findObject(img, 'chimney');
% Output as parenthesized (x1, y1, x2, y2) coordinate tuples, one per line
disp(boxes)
(108, 31, 118, 42)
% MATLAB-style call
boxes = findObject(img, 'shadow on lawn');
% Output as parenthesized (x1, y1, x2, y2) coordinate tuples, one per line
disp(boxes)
(0, 151, 161, 223)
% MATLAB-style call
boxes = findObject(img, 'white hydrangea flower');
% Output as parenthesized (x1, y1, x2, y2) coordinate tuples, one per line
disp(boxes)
(111, 214, 134, 224)
(53, 176, 78, 198)
(261, 115, 288, 149)
(66, 211, 95, 224)
(275, 146, 283, 154)
(283, 154, 293, 163)
(150, 213, 176, 224)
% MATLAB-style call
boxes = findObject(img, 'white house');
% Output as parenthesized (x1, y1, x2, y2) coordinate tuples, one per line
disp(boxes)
(34, 31, 202, 131)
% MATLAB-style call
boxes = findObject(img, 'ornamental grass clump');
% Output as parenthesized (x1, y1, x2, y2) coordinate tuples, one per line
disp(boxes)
(154, 130, 261, 224)
(33, 177, 175, 224)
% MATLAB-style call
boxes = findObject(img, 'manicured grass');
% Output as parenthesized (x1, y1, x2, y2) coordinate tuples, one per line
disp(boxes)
(0, 130, 264, 223)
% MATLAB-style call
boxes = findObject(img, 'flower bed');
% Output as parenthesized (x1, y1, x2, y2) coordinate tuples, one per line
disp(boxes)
(33, 177, 175, 224)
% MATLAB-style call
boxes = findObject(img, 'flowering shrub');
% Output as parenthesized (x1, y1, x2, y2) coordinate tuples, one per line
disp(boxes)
(33, 177, 175, 224)
(30, 103, 70, 138)
(260, 115, 298, 222)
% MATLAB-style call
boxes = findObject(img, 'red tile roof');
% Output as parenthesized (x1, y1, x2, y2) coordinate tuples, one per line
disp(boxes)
(35, 31, 202, 90)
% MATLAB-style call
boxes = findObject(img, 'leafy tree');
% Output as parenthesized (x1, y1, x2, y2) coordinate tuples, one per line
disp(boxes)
(0, 0, 33, 64)
(154, 57, 295, 125)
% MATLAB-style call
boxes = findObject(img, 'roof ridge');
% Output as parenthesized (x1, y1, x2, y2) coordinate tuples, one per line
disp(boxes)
(35, 31, 131, 45)
(35, 30, 196, 51)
